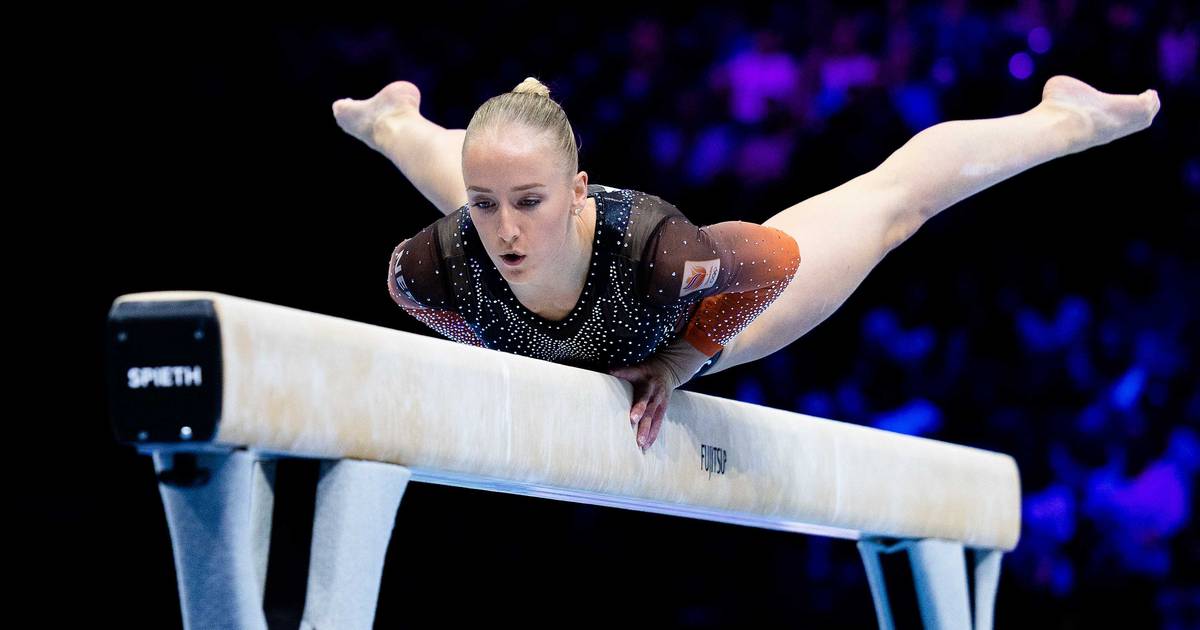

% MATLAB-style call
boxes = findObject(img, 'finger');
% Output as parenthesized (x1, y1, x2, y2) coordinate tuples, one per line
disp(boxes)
(646, 401, 668, 448)
(637, 401, 658, 447)
(633, 394, 654, 431)
(630, 394, 651, 426)
(642, 400, 666, 449)
(634, 388, 655, 438)
(630, 378, 658, 425)
(637, 387, 663, 447)
(643, 386, 674, 449)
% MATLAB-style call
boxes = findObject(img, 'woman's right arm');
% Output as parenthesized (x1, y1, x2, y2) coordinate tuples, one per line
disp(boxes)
(387, 238, 426, 310)
(386, 236, 489, 348)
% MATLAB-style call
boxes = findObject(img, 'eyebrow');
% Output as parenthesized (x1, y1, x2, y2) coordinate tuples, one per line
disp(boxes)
(466, 183, 546, 193)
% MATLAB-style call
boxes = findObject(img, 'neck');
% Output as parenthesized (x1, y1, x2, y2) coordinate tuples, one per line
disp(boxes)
(512, 198, 595, 319)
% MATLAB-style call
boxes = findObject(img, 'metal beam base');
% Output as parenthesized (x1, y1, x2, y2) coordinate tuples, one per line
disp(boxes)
(152, 449, 409, 629)
(858, 537, 1004, 630)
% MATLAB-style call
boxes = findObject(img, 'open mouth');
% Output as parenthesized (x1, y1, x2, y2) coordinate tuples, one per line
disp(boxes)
(501, 254, 526, 266)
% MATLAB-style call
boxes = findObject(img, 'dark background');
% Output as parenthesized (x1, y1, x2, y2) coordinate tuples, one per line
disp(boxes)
(38, 2, 1198, 627)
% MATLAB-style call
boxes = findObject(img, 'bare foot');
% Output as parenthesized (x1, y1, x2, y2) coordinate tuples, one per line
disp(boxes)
(1038, 75, 1161, 153)
(332, 81, 422, 153)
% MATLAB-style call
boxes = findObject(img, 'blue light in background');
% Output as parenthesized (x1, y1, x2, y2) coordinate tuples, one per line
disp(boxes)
(872, 398, 943, 436)
(735, 377, 767, 406)
(1009, 52, 1035, 80)
(932, 56, 956, 85)
(1111, 366, 1147, 410)
(1028, 27, 1053, 54)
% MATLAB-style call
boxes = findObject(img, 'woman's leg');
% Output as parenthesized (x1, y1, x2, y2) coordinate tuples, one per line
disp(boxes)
(702, 75, 1160, 376)
(333, 81, 469, 216)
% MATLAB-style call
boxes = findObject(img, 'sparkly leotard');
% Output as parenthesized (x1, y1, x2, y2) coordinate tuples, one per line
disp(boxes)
(387, 184, 800, 376)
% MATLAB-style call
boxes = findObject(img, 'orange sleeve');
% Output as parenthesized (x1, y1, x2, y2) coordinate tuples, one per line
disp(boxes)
(674, 222, 801, 355)
(633, 196, 800, 357)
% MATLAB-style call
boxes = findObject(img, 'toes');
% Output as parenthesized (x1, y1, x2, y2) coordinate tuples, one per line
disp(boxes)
(1142, 90, 1161, 119)
(1131, 90, 1160, 127)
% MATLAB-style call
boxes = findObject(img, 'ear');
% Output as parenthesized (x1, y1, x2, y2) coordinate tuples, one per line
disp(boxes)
(573, 170, 589, 205)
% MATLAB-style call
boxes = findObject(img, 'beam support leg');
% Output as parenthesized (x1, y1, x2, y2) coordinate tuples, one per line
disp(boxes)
(300, 459, 411, 630)
(152, 449, 276, 630)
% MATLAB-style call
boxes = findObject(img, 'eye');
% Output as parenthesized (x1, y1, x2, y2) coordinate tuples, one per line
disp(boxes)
(471, 198, 541, 210)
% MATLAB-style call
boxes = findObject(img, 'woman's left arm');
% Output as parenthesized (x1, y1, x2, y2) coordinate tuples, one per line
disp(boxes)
(608, 336, 715, 451)
(612, 210, 799, 451)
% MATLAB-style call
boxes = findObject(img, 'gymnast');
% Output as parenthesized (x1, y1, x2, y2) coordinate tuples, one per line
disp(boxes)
(332, 75, 1159, 451)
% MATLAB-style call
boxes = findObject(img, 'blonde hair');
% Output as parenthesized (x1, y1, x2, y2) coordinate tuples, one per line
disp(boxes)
(463, 77, 580, 184)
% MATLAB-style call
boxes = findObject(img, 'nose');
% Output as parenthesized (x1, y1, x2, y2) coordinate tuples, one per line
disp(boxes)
(496, 206, 520, 244)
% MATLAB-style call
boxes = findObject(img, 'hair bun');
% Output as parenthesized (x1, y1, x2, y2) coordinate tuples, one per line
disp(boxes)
(512, 76, 551, 98)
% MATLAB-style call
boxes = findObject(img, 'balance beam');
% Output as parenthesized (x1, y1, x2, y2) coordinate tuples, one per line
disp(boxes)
(107, 290, 1022, 629)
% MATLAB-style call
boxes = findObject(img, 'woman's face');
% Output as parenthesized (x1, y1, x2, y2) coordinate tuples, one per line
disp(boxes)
(463, 126, 581, 286)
